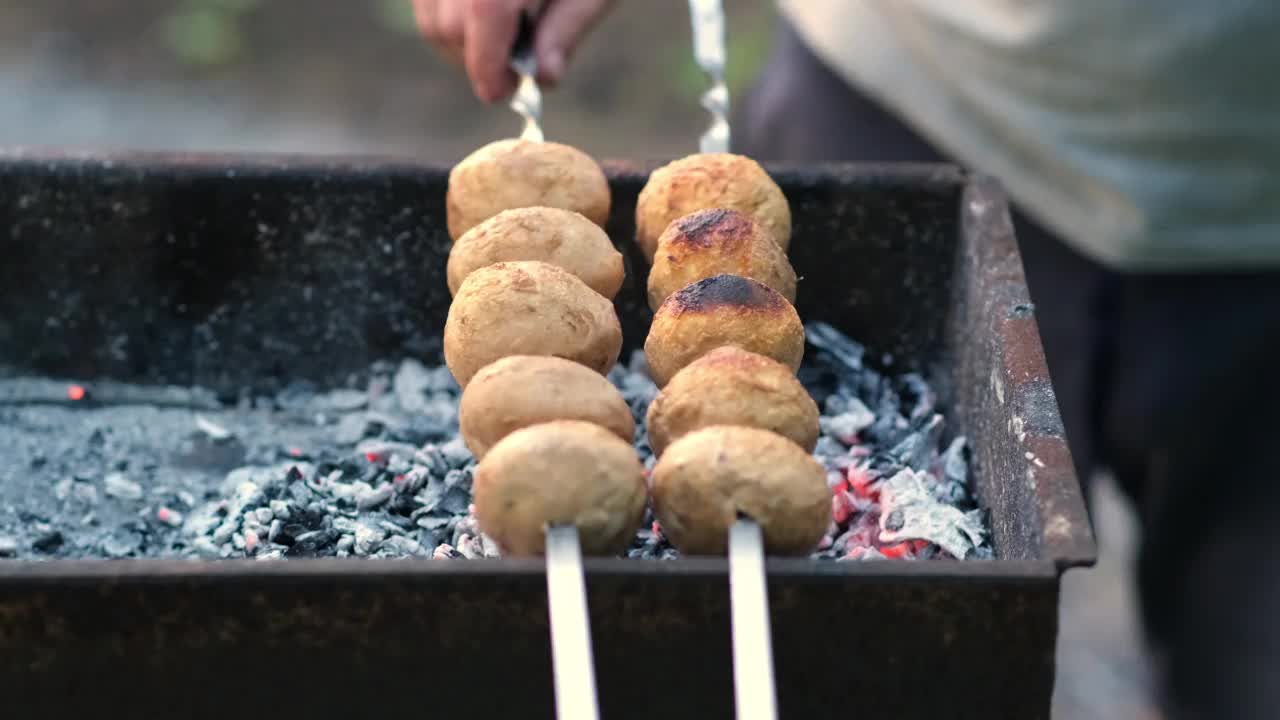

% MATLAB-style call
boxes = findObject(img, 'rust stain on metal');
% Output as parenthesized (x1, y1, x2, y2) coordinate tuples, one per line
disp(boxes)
(1001, 316, 1052, 387)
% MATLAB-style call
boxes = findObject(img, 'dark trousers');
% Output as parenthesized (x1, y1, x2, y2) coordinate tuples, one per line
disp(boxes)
(736, 21, 1280, 720)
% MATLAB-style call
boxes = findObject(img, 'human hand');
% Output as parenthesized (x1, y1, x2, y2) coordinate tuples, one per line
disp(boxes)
(414, 0, 617, 103)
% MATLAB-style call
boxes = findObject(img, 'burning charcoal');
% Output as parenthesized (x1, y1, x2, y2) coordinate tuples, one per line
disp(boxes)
(888, 415, 944, 471)
(211, 521, 238, 545)
(823, 394, 848, 416)
(454, 533, 482, 559)
(426, 365, 460, 394)
(101, 529, 143, 557)
(329, 482, 361, 505)
(0, 536, 17, 557)
(439, 438, 474, 469)
(393, 358, 434, 413)
(878, 469, 933, 507)
(825, 399, 876, 438)
(44, 333, 975, 562)
(813, 437, 846, 459)
(315, 389, 369, 413)
(940, 436, 970, 485)
(30, 528, 64, 553)
(397, 467, 429, 495)
(445, 467, 472, 490)
(356, 483, 395, 511)
(417, 527, 447, 549)
(878, 469, 987, 558)
(191, 537, 221, 557)
(797, 365, 838, 406)
(194, 414, 234, 442)
(183, 502, 225, 537)
(895, 373, 937, 422)
(354, 523, 386, 556)
(331, 517, 359, 534)
(438, 485, 471, 516)
(156, 507, 184, 527)
(286, 529, 341, 557)
(103, 472, 144, 501)
(357, 439, 419, 464)
(841, 547, 888, 561)
(433, 543, 462, 559)
(384, 492, 416, 517)
(918, 412, 945, 446)
(883, 509, 905, 532)
(933, 482, 969, 506)
(414, 513, 451, 531)
(386, 454, 412, 477)
(61, 479, 100, 506)
(377, 518, 409, 535)
(414, 445, 450, 477)
(17, 510, 49, 525)
(805, 322, 866, 371)
(220, 467, 258, 494)
(382, 535, 427, 556)
(275, 379, 318, 406)
(334, 414, 373, 445)
(480, 533, 501, 558)
(229, 481, 264, 516)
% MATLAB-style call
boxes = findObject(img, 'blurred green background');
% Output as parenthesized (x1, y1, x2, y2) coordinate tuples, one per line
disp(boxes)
(0, 0, 775, 161)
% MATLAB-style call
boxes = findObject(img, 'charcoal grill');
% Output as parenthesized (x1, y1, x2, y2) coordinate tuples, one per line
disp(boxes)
(0, 151, 1095, 719)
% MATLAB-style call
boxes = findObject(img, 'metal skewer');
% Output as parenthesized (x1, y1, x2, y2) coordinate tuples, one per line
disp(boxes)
(545, 524, 600, 720)
(688, 2, 780, 718)
(688, 0, 730, 154)
(504, 18, 598, 718)
(509, 9, 544, 142)
(729, 517, 779, 720)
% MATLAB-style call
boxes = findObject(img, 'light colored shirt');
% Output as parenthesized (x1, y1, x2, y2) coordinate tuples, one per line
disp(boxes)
(778, 0, 1280, 270)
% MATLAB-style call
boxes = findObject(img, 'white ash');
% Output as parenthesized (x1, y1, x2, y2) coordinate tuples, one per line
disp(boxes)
(0, 323, 989, 561)
(876, 469, 987, 559)
(103, 472, 144, 501)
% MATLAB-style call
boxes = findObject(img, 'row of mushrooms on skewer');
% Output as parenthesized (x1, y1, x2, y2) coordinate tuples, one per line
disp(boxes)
(442, 138, 829, 561)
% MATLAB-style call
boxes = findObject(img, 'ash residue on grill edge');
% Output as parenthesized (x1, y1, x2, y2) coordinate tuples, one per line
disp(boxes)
(0, 323, 989, 561)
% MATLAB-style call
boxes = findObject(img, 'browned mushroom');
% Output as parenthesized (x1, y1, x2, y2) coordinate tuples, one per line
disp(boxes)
(473, 420, 648, 557)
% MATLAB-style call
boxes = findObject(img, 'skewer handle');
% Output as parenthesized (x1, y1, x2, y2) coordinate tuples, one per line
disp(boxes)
(545, 524, 601, 720)
(729, 518, 779, 720)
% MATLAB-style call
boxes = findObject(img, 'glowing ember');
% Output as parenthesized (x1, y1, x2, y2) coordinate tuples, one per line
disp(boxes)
(832, 490, 854, 525)
(66, 384, 86, 401)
